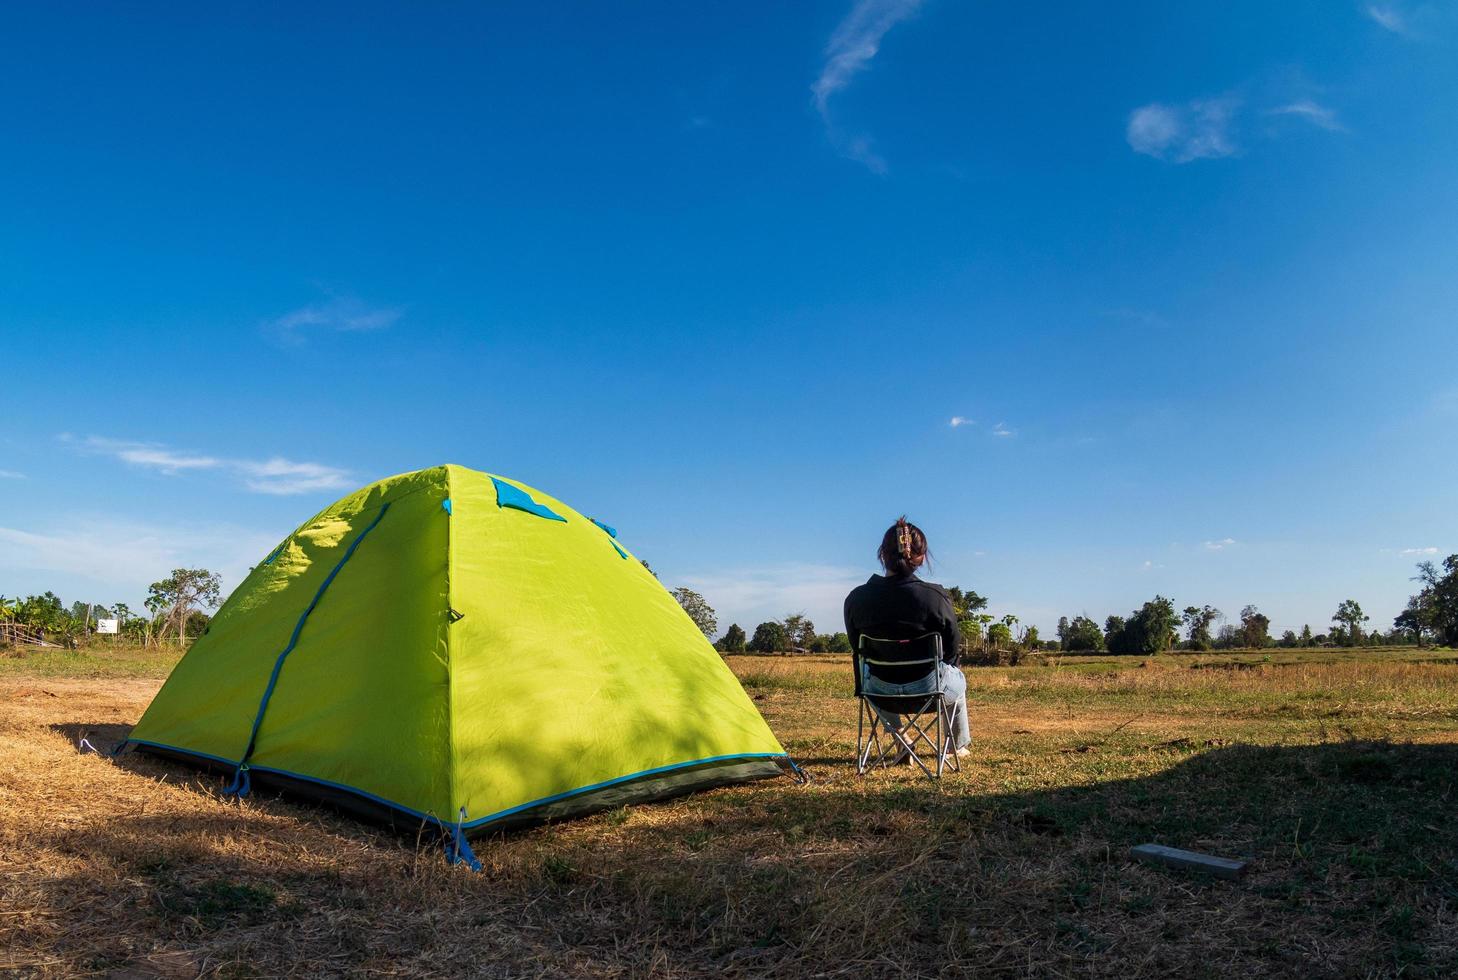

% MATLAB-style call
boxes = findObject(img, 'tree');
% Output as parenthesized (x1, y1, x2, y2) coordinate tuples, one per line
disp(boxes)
(1279, 629, 1298, 648)
(947, 586, 990, 656)
(1024, 625, 1040, 649)
(946, 586, 989, 618)
(959, 616, 990, 654)
(1299, 624, 1313, 647)
(719, 623, 747, 653)
(1104, 615, 1130, 654)
(827, 632, 853, 653)
(1056, 616, 1070, 648)
(1064, 615, 1104, 653)
(1103, 597, 1178, 655)
(986, 622, 1013, 649)
(147, 569, 222, 648)
(780, 613, 815, 650)
(1129, 596, 1179, 653)
(1332, 599, 1369, 647)
(639, 559, 658, 579)
(1407, 557, 1458, 647)
(1239, 605, 1271, 649)
(671, 588, 717, 638)
(748, 621, 788, 654)
(1182, 605, 1221, 651)
(1394, 600, 1428, 647)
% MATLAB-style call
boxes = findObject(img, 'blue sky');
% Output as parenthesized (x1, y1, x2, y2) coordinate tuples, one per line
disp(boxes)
(2, 1, 1455, 638)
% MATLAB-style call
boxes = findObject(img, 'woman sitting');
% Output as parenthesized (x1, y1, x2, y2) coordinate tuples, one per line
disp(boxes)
(843, 517, 971, 761)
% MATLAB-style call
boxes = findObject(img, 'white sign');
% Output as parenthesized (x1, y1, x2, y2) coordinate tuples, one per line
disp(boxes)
(96, 619, 119, 635)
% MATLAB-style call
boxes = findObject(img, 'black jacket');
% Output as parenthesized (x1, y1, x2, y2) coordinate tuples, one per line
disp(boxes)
(843, 573, 960, 681)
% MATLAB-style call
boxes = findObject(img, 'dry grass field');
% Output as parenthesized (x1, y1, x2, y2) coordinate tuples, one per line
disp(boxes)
(4, 646, 1458, 977)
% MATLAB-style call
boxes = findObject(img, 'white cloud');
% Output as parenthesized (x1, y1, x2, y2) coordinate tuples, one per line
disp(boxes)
(0, 470, 25, 479)
(679, 563, 866, 638)
(991, 422, 1015, 438)
(812, 0, 923, 172)
(236, 458, 354, 496)
(1366, 3, 1408, 34)
(1400, 547, 1439, 556)
(1204, 537, 1237, 551)
(1127, 97, 1239, 163)
(264, 295, 401, 345)
(0, 517, 279, 604)
(1267, 99, 1345, 132)
(81, 437, 220, 474)
(77, 436, 352, 496)
(949, 416, 973, 428)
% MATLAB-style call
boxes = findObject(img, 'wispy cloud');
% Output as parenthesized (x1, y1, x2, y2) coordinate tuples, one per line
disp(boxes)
(991, 422, 1015, 438)
(812, 0, 923, 173)
(0, 470, 25, 480)
(0, 517, 278, 601)
(679, 563, 866, 636)
(1204, 537, 1237, 551)
(76, 436, 352, 496)
(1127, 98, 1240, 163)
(80, 438, 220, 474)
(264, 295, 401, 345)
(1400, 546, 1439, 556)
(1366, 3, 1409, 34)
(1267, 99, 1345, 132)
(949, 416, 973, 428)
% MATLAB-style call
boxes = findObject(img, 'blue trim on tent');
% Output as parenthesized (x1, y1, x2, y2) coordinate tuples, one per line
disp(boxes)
(230, 501, 392, 791)
(490, 477, 566, 522)
(460, 752, 788, 828)
(441, 498, 452, 515)
(127, 738, 236, 768)
(127, 737, 787, 832)
(610, 540, 628, 560)
(589, 518, 617, 539)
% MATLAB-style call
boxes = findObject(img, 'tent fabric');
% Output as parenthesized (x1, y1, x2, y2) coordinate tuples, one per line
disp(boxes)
(125, 465, 786, 836)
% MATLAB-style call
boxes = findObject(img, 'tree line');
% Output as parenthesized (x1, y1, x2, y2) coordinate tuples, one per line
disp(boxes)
(671, 555, 1458, 658)
(0, 569, 222, 649)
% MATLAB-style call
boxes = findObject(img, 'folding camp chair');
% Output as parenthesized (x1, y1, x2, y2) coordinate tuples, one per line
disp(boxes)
(854, 632, 961, 780)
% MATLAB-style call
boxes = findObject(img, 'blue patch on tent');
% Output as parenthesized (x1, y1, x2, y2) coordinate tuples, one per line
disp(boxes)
(590, 518, 618, 539)
(261, 543, 286, 566)
(611, 540, 628, 560)
(441, 498, 452, 515)
(491, 478, 566, 522)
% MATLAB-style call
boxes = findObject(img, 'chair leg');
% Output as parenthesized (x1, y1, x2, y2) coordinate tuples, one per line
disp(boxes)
(856, 698, 866, 775)
(935, 701, 945, 778)
(857, 699, 886, 775)
(943, 703, 962, 773)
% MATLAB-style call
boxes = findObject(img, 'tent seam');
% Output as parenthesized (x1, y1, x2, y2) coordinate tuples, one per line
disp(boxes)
(444, 464, 460, 827)
(231, 501, 392, 779)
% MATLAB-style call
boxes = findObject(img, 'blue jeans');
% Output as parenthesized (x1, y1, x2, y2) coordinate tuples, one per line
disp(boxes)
(861, 661, 971, 750)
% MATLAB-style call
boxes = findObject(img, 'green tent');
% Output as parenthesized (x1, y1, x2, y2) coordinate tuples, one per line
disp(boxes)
(124, 465, 788, 865)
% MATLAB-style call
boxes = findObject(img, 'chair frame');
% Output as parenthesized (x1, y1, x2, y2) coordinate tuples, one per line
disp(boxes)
(854, 632, 961, 780)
